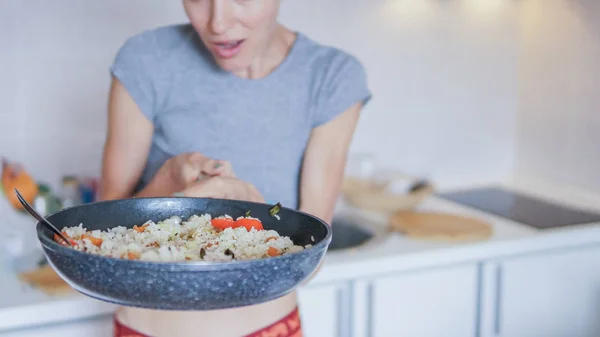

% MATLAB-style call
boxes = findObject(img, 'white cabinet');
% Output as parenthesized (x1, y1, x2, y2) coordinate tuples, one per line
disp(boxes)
(480, 245, 600, 337)
(297, 282, 351, 337)
(352, 263, 479, 337)
(0, 316, 112, 337)
(5, 246, 600, 337)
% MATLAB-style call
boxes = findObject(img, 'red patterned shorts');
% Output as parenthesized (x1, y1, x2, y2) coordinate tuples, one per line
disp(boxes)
(114, 307, 303, 337)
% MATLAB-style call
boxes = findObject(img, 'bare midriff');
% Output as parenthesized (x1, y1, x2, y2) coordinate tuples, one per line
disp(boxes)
(116, 291, 298, 337)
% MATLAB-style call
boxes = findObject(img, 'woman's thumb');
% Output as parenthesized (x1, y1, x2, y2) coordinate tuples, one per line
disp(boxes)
(180, 161, 203, 184)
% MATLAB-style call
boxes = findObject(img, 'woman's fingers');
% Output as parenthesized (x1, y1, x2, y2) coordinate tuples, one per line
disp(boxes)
(201, 159, 235, 178)
(181, 177, 263, 203)
(246, 183, 265, 203)
(179, 153, 205, 184)
(181, 176, 225, 198)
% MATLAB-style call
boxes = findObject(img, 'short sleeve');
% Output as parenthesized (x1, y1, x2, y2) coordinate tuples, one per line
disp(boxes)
(110, 33, 157, 122)
(311, 53, 372, 128)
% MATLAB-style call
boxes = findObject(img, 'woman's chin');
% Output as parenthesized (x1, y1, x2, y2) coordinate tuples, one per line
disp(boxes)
(211, 54, 249, 74)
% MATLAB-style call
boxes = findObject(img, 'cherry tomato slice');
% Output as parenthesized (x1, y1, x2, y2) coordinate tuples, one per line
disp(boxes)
(211, 218, 235, 230)
(234, 218, 264, 231)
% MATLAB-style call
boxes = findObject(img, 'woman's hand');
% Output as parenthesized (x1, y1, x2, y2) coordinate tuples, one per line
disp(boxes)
(179, 176, 264, 203)
(143, 152, 235, 197)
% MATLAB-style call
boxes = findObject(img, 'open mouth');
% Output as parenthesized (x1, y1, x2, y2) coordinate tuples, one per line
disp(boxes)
(212, 39, 245, 59)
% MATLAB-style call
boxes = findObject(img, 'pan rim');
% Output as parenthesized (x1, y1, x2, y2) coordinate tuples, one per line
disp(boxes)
(37, 197, 332, 269)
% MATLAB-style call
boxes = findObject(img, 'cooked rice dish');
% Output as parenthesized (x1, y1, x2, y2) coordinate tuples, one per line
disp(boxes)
(54, 214, 310, 262)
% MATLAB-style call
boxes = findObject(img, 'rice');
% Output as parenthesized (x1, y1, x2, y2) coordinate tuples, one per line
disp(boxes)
(56, 214, 309, 262)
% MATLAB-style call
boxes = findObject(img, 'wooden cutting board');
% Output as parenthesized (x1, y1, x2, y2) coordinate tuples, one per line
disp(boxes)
(389, 211, 493, 242)
(18, 265, 74, 296)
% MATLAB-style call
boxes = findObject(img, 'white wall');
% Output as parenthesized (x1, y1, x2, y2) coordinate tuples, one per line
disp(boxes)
(0, 0, 519, 195)
(0, 0, 520, 246)
(283, 0, 519, 185)
(515, 0, 600, 193)
(0, 1, 19, 162)
(0, 1, 190, 186)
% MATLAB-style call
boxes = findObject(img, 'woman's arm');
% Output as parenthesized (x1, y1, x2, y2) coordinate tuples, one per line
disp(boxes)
(98, 78, 155, 201)
(298, 102, 363, 285)
(298, 102, 363, 224)
(99, 76, 241, 201)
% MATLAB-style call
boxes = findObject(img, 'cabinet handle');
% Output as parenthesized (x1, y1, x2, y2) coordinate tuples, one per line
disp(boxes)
(494, 264, 503, 335)
(350, 280, 374, 337)
(366, 282, 374, 337)
(336, 284, 351, 337)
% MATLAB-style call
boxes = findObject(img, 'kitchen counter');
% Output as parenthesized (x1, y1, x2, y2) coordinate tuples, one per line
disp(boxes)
(2, 175, 600, 334)
(317, 177, 600, 284)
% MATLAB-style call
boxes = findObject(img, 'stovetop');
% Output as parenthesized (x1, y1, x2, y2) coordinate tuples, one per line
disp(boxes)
(439, 186, 600, 229)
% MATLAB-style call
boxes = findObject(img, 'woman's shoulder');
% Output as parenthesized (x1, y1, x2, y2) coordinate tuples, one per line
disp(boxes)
(110, 24, 202, 122)
(292, 33, 372, 127)
(115, 24, 198, 60)
(295, 33, 366, 75)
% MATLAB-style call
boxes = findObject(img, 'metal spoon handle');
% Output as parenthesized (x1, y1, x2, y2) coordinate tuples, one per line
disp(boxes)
(14, 188, 73, 246)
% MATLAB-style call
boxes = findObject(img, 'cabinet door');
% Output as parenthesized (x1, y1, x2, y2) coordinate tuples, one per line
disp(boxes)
(480, 245, 600, 337)
(297, 283, 350, 337)
(353, 264, 479, 337)
(0, 316, 112, 337)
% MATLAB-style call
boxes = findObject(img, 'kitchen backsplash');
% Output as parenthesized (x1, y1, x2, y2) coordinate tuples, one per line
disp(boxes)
(0, 0, 519, 193)
(515, 0, 600, 194)
(1, 0, 598, 196)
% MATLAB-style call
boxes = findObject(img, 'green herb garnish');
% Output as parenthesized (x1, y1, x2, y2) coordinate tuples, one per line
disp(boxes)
(269, 202, 282, 217)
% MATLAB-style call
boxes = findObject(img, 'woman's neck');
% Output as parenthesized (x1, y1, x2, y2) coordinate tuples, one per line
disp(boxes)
(233, 25, 296, 79)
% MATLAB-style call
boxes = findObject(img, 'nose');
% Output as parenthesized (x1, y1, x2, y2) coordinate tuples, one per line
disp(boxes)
(210, 0, 234, 35)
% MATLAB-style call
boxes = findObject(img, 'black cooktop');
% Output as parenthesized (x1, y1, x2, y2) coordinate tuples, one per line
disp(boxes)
(439, 186, 600, 229)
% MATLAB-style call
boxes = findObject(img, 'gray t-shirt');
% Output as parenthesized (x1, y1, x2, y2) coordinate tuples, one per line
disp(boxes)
(110, 24, 371, 209)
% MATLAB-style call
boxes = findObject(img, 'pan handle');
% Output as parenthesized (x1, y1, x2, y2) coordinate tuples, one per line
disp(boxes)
(14, 188, 73, 246)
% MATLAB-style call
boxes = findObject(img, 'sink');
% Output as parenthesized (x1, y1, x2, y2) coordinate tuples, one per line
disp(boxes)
(327, 216, 383, 251)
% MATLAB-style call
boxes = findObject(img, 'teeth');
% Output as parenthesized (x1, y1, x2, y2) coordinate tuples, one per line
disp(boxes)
(215, 40, 241, 50)
(220, 41, 239, 48)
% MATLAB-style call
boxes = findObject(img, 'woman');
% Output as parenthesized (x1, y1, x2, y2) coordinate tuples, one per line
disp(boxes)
(100, 0, 371, 336)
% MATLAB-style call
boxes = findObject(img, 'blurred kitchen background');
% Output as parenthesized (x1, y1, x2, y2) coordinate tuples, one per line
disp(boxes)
(1, 0, 599, 336)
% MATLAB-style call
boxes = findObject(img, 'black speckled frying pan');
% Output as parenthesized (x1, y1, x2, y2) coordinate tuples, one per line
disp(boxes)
(35, 197, 331, 311)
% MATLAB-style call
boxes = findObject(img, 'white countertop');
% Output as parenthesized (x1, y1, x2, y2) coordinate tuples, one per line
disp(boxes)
(2, 175, 600, 332)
